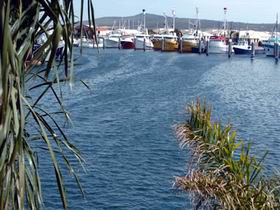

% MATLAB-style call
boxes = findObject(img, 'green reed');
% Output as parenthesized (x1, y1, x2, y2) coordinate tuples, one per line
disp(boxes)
(175, 98, 280, 209)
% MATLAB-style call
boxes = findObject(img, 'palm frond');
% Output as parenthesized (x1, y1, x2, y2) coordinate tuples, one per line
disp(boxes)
(0, 0, 96, 209)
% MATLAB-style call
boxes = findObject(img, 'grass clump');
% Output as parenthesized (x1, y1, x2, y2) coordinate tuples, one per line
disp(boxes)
(175, 98, 280, 209)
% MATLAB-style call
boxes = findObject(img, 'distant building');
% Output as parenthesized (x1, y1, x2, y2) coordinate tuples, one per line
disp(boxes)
(238, 30, 270, 42)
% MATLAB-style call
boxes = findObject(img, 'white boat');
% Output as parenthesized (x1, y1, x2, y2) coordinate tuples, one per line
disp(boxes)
(37, 32, 64, 62)
(73, 37, 104, 48)
(73, 38, 80, 47)
(133, 9, 154, 50)
(80, 39, 94, 48)
(94, 38, 104, 48)
(45, 40, 65, 62)
(72, 37, 93, 48)
(104, 33, 121, 48)
(208, 35, 228, 54)
(207, 8, 230, 54)
(134, 34, 154, 50)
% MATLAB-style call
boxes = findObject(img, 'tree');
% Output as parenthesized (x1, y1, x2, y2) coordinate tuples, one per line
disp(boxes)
(0, 1, 95, 209)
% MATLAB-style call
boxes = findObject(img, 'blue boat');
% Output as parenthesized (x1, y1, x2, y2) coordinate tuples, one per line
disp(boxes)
(262, 37, 280, 57)
(233, 45, 251, 54)
(233, 41, 264, 55)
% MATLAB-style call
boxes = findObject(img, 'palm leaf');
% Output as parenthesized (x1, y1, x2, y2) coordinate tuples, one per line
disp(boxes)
(0, 0, 96, 209)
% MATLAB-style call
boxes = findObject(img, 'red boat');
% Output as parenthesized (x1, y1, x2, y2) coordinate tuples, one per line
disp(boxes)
(121, 36, 135, 49)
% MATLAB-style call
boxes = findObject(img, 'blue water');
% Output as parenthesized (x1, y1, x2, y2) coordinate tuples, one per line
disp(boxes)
(38, 49, 280, 209)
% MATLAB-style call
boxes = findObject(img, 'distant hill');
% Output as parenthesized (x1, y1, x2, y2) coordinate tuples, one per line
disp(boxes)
(95, 13, 275, 32)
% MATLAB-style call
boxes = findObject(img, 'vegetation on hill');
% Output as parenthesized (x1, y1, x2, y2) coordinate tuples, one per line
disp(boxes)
(96, 13, 275, 32)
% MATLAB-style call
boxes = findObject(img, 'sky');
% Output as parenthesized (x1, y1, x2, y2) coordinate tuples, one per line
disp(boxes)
(74, 0, 279, 23)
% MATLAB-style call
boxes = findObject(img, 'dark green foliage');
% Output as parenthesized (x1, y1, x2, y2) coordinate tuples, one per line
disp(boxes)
(0, 1, 95, 209)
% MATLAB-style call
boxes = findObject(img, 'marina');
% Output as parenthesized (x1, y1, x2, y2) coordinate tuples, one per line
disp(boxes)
(70, 8, 280, 63)
(5, 0, 280, 209)
(28, 10, 280, 209)
(31, 13, 280, 209)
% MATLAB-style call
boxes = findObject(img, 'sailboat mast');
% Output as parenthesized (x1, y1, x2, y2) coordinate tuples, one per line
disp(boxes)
(172, 10, 176, 31)
(132, 19, 135, 29)
(223, 7, 227, 36)
(276, 13, 278, 42)
(196, 7, 199, 32)
(163, 13, 167, 32)
(112, 20, 116, 31)
(143, 9, 146, 32)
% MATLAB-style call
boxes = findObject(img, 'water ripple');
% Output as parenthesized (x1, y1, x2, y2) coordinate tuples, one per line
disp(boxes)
(37, 50, 280, 209)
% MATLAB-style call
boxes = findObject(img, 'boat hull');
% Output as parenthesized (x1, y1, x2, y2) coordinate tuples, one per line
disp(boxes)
(94, 38, 104, 48)
(77, 38, 104, 48)
(161, 40, 178, 52)
(104, 38, 120, 48)
(152, 40, 162, 50)
(180, 40, 202, 53)
(263, 44, 279, 57)
(45, 46, 64, 62)
(208, 42, 228, 54)
(135, 38, 154, 50)
(121, 41, 135, 49)
(191, 47, 203, 53)
(233, 46, 265, 55)
(233, 47, 251, 55)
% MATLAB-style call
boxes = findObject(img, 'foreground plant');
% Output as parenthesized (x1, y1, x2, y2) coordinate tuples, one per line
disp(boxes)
(0, 0, 96, 209)
(175, 99, 280, 209)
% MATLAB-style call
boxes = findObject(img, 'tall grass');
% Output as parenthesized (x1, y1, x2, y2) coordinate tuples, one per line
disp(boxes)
(0, 1, 96, 209)
(175, 99, 280, 209)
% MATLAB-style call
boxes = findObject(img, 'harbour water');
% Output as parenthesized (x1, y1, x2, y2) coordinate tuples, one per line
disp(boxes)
(40, 49, 280, 209)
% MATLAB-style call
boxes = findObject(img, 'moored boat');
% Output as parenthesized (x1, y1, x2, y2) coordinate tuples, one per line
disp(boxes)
(94, 38, 104, 48)
(151, 34, 178, 52)
(45, 40, 65, 62)
(262, 37, 280, 57)
(134, 34, 154, 50)
(120, 36, 135, 49)
(104, 33, 121, 48)
(73, 38, 80, 47)
(79, 37, 94, 48)
(233, 44, 251, 54)
(134, 9, 154, 50)
(151, 10, 178, 52)
(151, 35, 163, 50)
(161, 34, 178, 52)
(208, 35, 228, 54)
(260, 14, 280, 57)
(36, 32, 64, 62)
(180, 8, 205, 53)
(180, 34, 203, 53)
(233, 41, 264, 55)
(207, 8, 231, 54)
